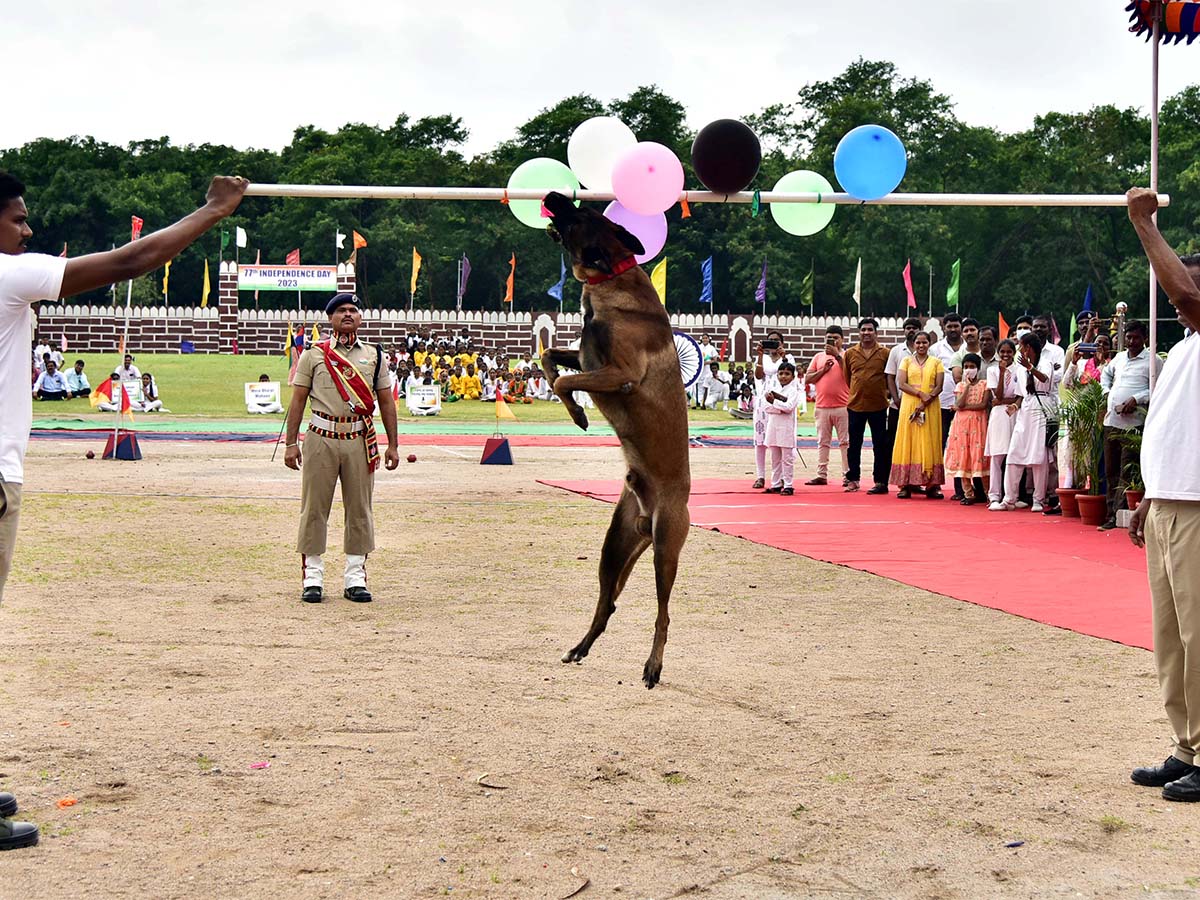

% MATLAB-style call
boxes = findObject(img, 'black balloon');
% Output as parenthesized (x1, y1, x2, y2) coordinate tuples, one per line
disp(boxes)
(691, 119, 762, 194)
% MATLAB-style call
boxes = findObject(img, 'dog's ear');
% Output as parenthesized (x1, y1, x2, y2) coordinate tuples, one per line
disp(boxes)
(609, 222, 645, 257)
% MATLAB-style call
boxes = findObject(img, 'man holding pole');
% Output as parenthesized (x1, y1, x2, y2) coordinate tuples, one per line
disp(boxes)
(0, 170, 248, 849)
(285, 293, 399, 604)
(1126, 187, 1200, 801)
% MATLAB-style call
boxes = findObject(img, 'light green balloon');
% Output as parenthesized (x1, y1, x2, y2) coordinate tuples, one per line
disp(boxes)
(506, 158, 581, 229)
(770, 170, 837, 236)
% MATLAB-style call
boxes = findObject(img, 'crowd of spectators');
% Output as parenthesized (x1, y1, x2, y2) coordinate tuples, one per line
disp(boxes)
(728, 311, 1158, 530)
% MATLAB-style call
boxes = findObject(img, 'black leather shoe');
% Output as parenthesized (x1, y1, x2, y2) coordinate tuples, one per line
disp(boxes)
(301, 586, 323, 604)
(0, 818, 39, 851)
(866, 484, 888, 495)
(1164, 770, 1200, 801)
(344, 586, 373, 603)
(0, 793, 15, 817)
(1131, 755, 1195, 787)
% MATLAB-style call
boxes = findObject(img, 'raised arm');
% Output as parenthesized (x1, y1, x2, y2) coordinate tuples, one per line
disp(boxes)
(1127, 187, 1200, 327)
(59, 176, 248, 299)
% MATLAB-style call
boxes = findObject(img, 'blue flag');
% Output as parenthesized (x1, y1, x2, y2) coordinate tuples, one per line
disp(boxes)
(755, 259, 767, 304)
(698, 256, 713, 304)
(547, 255, 567, 303)
(1083, 283, 1093, 312)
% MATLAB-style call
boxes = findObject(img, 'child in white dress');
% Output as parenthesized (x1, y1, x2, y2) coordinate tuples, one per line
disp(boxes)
(763, 362, 801, 495)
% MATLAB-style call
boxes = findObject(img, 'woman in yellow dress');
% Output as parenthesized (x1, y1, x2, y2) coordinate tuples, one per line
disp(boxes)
(890, 331, 946, 499)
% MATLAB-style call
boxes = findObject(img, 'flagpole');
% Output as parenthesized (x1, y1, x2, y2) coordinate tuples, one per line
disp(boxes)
(928, 266, 933, 318)
(456, 258, 462, 313)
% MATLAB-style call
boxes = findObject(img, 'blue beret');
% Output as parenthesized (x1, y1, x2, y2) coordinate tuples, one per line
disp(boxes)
(325, 293, 360, 315)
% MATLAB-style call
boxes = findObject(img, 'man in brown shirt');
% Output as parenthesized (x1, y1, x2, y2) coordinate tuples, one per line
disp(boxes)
(285, 293, 399, 603)
(842, 317, 893, 494)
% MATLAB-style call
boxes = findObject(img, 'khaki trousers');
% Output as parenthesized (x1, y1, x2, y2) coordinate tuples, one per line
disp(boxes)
(814, 407, 849, 480)
(1147, 499, 1200, 764)
(0, 478, 22, 603)
(297, 432, 375, 557)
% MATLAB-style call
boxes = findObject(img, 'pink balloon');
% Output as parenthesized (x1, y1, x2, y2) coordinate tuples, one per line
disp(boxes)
(603, 201, 667, 264)
(611, 142, 685, 215)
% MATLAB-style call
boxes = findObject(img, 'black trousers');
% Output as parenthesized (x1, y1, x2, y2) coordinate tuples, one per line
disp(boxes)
(36, 390, 68, 401)
(847, 408, 890, 486)
(941, 408, 955, 451)
(1103, 426, 1140, 520)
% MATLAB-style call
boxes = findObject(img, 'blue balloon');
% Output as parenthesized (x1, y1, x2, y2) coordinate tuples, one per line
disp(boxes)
(833, 125, 907, 201)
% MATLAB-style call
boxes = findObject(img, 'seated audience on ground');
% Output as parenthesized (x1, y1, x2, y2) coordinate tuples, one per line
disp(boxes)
(697, 361, 732, 409)
(64, 359, 90, 398)
(527, 367, 553, 401)
(33, 359, 70, 400)
(96, 372, 124, 412)
(438, 370, 459, 403)
(460, 363, 483, 400)
(247, 373, 284, 414)
(137, 373, 164, 412)
(116, 354, 140, 381)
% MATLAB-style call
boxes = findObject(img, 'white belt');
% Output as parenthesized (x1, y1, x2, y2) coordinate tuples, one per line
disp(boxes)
(310, 413, 364, 433)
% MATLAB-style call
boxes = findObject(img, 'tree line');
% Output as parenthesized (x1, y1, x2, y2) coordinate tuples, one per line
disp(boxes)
(3, 58, 1196, 335)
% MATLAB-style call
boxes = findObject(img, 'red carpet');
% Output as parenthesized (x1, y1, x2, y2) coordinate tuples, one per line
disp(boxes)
(540, 478, 1153, 651)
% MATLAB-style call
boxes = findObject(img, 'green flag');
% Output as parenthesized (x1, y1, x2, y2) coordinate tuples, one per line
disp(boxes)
(800, 263, 814, 307)
(220, 230, 231, 251)
(946, 258, 961, 309)
(1068, 313, 1078, 347)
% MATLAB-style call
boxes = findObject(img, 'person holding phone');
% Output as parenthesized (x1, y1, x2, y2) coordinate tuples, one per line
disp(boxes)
(804, 325, 850, 486)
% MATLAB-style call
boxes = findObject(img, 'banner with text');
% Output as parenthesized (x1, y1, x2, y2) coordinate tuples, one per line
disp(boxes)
(238, 265, 337, 292)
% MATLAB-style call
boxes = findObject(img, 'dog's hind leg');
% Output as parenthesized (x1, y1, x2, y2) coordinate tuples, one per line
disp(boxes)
(562, 485, 651, 664)
(642, 496, 690, 689)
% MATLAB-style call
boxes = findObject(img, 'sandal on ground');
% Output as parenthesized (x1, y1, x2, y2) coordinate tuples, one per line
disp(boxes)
(752, 478, 765, 490)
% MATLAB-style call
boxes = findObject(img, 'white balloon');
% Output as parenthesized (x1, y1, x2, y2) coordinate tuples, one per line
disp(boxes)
(568, 116, 637, 192)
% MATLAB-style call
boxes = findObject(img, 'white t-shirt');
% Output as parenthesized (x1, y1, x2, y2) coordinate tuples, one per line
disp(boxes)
(1143, 333, 1200, 501)
(884, 343, 913, 409)
(1, 253, 67, 483)
(929, 339, 960, 409)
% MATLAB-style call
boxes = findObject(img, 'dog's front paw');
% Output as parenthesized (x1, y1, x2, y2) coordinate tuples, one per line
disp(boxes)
(569, 407, 589, 431)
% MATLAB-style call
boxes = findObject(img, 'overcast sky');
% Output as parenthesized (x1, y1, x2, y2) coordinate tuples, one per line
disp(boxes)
(3, 1, 1192, 158)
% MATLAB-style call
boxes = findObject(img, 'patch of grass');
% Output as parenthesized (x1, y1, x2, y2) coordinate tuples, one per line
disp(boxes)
(824, 772, 851, 784)
(196, 754, 215, 772)
(661, 771, 687, 785)
(790, 804, 808, 818)
(1099, 815, 1130, 834)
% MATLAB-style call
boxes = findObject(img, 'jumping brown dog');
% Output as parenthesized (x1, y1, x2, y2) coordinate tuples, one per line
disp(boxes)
(540, 191, 691, 689)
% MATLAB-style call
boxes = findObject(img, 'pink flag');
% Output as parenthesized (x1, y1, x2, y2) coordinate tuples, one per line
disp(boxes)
(902, 259, 917, 310)
(60, 334, 68, 352)
(131, 216, 144, 241)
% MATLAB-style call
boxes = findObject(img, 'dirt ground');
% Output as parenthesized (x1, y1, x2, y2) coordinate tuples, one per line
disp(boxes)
(2, 437, 1199, 899)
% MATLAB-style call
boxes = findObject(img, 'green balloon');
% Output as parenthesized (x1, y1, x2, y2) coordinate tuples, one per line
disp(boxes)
(506, 158, 580, 229)
(770, 170, 837, 236)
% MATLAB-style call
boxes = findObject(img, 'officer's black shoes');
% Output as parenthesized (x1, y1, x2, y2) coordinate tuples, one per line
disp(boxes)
(301, 586, 324, 604)
(343, 586, 372, 603)
(1131, 755, 1196, 787)
(1164, 770, 1200, 801)
(0, 818, 39, 851)
(0, 793, 15, 817)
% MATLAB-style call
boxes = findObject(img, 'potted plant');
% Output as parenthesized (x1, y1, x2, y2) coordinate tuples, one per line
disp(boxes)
(1059, 380, 1107, 526)
(1121, 430, 1145, 509)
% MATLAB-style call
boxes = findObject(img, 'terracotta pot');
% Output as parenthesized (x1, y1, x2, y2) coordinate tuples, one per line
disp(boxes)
(1126, 490, 1145, 509)
(1056, 488, 1081, 518)
(1076, 493, 1108, 527)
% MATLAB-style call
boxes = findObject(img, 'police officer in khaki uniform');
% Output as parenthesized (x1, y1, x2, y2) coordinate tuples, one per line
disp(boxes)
(285, 293, 399, 603)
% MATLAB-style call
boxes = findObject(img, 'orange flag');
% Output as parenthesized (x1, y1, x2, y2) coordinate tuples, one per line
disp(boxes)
(503, 253, 516, 303)
(352, 230, 368, 249)
(495, 394, 517, 421)
(998, 312, 1010, 341)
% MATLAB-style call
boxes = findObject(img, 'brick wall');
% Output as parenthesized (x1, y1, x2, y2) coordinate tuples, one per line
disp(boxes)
(36, 262, 922, 362)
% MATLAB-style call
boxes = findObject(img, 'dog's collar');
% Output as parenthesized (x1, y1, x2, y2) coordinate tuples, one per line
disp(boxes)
(585, 256, 639, 285)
